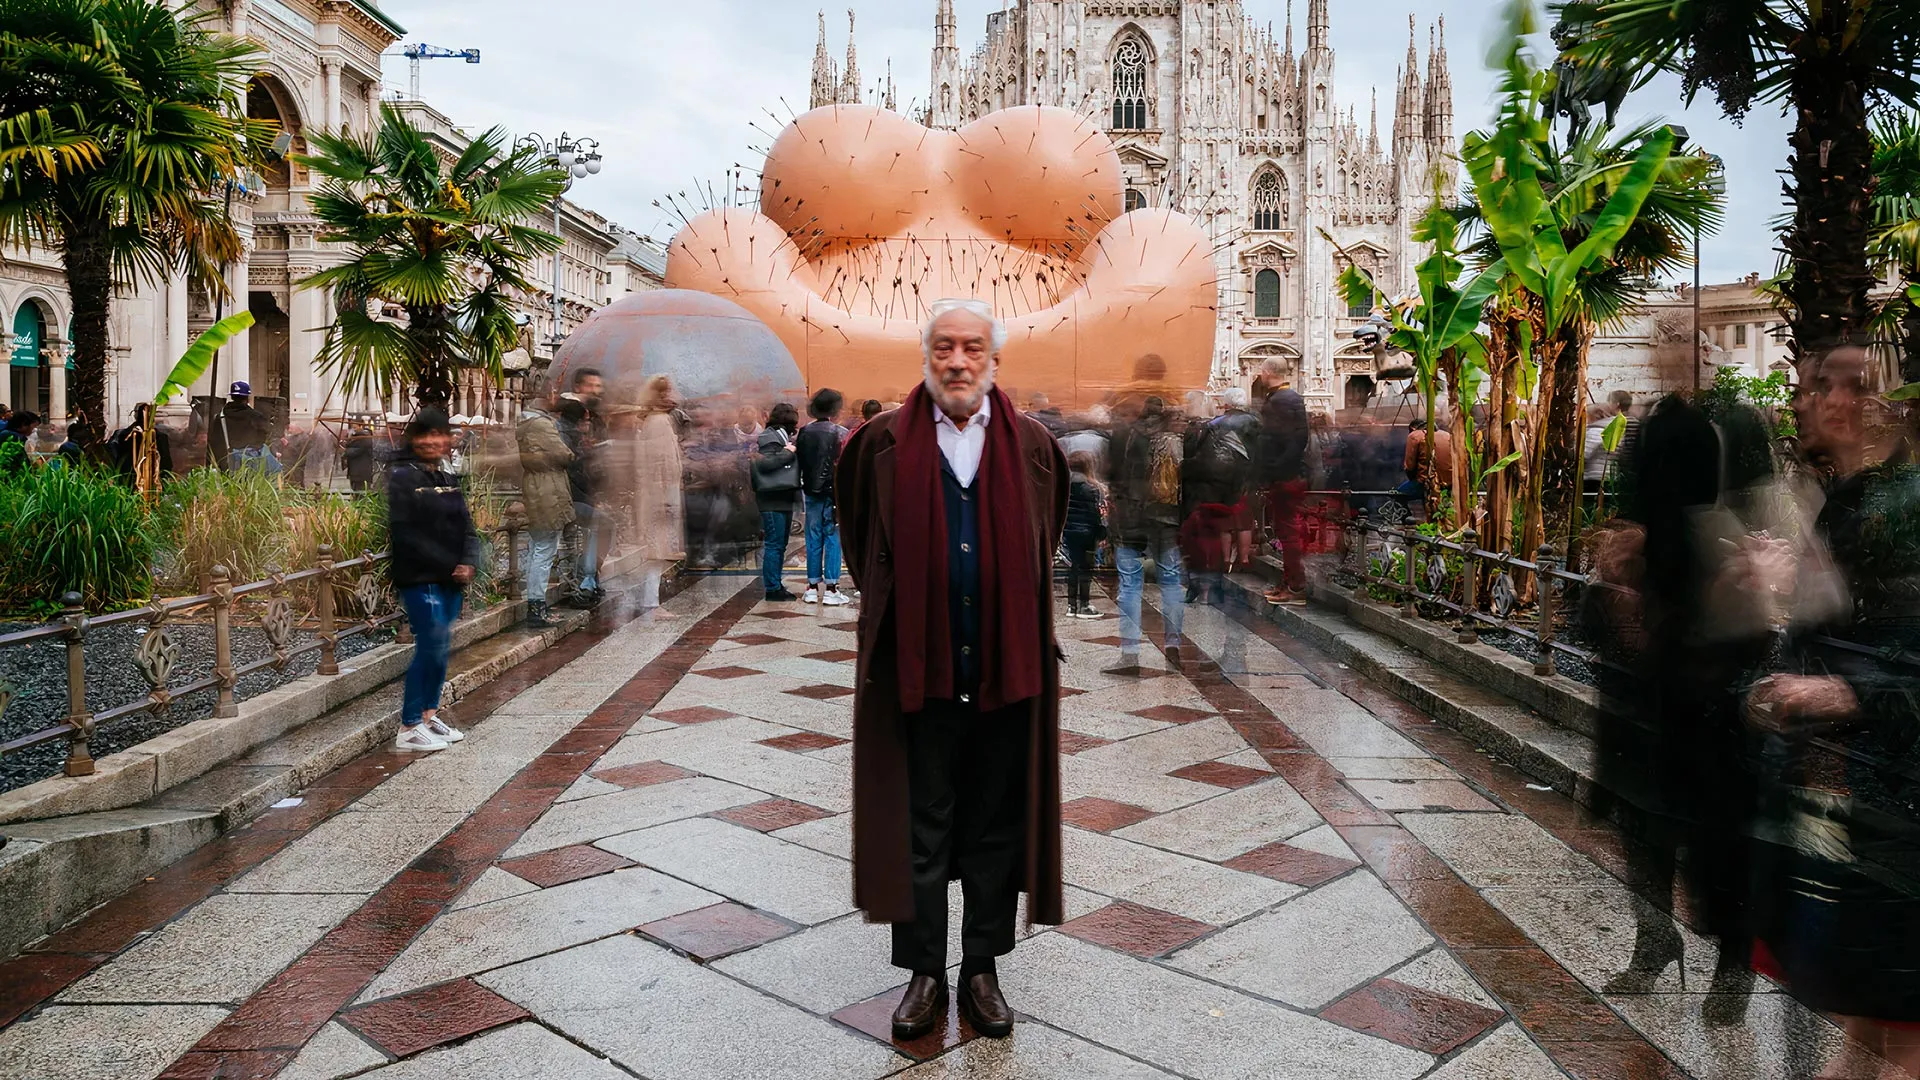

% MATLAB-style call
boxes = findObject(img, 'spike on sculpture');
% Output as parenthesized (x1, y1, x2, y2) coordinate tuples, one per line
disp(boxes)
(666, 104, 1218, 406)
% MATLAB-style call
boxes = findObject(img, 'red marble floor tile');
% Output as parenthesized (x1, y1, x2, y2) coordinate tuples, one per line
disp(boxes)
(714, 798, 837, 832)
(831, 983, 979, 1060)
(1129, 704, 1216, 725)
(1058, 730, 1113, 755)
(342, 978, 529, 1058)
(1169, 761, 1271, 789)
(593, 760, 697, 788)
(495, 844, 635, 888)
(1058, 901, 1214, 958)
(1058, 686, 1087, 698)
(1541, 1040, 1692, 1079)
(758, 731, 849, 753)
(638, 902, 795, 962)
(1388, 879, 1533, 948)
(1087, 635, 1131, 647)
(803, 648, 859, 663)
(0, 951, 103, 1027)
(752, 610, 807, 620)
(157, 1049, 296, 1079)
(825, 620, 861, 632)
(1229, 720, 1309, 752)
(1318, 977, 1504, 1055)
(650, 705, 737, 726)
(1337, 825, 1457, 881)
(785, 683, 855, 701)
(1224, 842, 1361, 887)
(691, 665, 762, 679)
(727, 633, 785, 646)
(1061, 797, 1157, 833)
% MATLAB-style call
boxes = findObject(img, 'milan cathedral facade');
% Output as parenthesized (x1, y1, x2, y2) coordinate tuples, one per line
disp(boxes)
(809, 0, 1457, 410)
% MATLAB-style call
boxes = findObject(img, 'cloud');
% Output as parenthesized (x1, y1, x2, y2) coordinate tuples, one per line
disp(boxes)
(389, 0, 1792, 283)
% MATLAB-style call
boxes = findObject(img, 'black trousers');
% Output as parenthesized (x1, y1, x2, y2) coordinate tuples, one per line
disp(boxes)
(890, 699, 1031, 974)
(1065, 539, 1096, 610)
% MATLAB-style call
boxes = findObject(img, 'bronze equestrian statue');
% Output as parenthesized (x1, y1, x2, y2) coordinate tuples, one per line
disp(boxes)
(1549, 17, 1630, 144)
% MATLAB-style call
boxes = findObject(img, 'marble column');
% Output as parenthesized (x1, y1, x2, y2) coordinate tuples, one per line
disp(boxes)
(288, 267, 324, 421)
(46, 340, 68, 422)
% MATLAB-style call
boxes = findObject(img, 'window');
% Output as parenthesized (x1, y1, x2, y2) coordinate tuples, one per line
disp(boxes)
(1124, 188, 1146, 212)
(1111, 38, 1148, 130)
(1349, 292, 1374, 318)
(1251, 171, 1285, 230)
(1734, 323, 1748, 346)
(1254, 269, 1281, 318)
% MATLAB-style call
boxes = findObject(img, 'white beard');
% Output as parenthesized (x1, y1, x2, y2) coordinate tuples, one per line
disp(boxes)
(922, 360, 996, 418)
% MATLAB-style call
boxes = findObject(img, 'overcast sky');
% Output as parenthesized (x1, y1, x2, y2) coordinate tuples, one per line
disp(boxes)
(381, 0, 1791, 285)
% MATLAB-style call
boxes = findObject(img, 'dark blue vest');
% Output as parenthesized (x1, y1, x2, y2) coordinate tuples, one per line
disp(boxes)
(940, 458, 983, 697)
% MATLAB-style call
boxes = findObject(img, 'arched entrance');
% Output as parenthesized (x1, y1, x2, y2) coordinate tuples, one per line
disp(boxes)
(9, 301, 50, 417)
(248, 290, 291, 405)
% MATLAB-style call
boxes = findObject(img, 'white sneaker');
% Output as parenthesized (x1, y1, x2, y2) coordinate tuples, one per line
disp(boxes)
(803, 587, 821, 604)
(1076, 607, 1104, 619)
(424, 716, 465, 743)
(822, 589, 852, 607)
(395, 725, 449, 752)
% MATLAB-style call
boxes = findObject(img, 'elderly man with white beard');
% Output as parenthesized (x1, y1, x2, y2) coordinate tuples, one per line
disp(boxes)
(835, 299, 1070, 1040)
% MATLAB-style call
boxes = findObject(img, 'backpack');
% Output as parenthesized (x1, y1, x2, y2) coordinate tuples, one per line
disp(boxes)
(1147, 429, 1183, 505)
(1194, 419, 1252, 494)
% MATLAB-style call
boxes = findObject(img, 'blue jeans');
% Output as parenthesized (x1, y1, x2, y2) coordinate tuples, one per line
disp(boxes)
(1116, 541, 1184, 656)
(573, 502, 602, 590)
(525, 528, 561, 603)
(400, 583, 463, 727)
(761, 510, 792, 593)
(804, 496, 842, 586)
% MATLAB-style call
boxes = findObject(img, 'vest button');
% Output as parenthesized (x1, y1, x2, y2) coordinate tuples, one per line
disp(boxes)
(961, 645, 972, 656)
(960, 543, 971, 554)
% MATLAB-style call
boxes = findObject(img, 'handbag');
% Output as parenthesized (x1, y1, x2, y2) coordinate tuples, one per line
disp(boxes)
(752, 434, 800, 494)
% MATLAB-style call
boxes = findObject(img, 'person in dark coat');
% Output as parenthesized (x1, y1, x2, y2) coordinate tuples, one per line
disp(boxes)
(208, 381, 273, 473)
(1062, 450, 1106, 618)
(1255, 362, 1310, 603)
(796, 388, 852, 606)
(752, 402, 801, 600)
(837, 300, 1068, 1043)
(111, 404, 173, 483)
(387, 408, 480, 753)
(342, 425, 377, 492)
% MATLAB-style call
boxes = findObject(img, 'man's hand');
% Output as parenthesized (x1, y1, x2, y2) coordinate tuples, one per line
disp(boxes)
(1747, 674, 1858, 733)
(452, 564, 475, 585)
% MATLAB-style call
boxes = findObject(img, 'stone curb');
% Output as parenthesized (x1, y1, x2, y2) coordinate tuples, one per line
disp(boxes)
(0, 554, 669, 961)
(1227, 568, 1612, 812)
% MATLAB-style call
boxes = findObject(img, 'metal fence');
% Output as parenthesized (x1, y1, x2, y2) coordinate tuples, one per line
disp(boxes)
(0, 520, 525, 781)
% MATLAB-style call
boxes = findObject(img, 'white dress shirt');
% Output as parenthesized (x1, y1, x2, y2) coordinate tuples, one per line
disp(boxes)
(933, 394, 992, 488)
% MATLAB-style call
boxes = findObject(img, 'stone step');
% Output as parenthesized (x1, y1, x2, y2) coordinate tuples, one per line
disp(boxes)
(0, 562, 668, 961)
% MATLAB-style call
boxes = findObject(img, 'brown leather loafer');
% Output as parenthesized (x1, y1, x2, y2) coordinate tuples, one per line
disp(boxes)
(891, 974, 946, 1039)
(960, 972, 1014, 1038)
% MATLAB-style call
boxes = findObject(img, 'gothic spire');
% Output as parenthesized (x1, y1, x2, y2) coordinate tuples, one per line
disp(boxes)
(1392, 16, 1424, 156)
(1284, 0, 1294, 59)
(840, 10, 861, 106)
(809, 9, 837, 110)
(1425, 16, 1456, 177)
(1369, 89, 1380, 156)
(1307, 0, 1328, 56)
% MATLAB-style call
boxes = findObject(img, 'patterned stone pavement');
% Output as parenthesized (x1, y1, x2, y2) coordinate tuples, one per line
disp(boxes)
(0, 573, 1909, 1079)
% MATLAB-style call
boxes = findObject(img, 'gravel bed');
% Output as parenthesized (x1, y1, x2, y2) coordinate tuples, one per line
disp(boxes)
(0, 606, 429, 794)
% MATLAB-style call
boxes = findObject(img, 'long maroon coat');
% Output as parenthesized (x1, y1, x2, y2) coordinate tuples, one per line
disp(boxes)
(836, 401, 1070, 926)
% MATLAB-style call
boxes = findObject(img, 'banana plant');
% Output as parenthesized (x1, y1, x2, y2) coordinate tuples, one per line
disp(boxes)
(137, 311, 255, 493)
(1338, 202, 1505, 527)
(1461, 0, 1676, 556)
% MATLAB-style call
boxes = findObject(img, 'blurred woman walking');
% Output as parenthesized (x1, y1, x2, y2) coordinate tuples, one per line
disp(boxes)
(388, 408, 480, 752)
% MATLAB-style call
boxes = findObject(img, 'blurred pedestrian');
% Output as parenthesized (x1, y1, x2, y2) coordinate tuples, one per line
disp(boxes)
(753, 401, 802, 601)
(0, 411, 38, 475)
(556, 397, 605, 608)
(209, 381, 277, 474)
(798, 389, 852, 606)
(516, 388, 576, 628)
(1063, 451, 1106, 618)
(305, 419, 339, 491)
(1256, 362, 1310, 605)
(387, 408, 478, 753)
(633, 376, 687, 611)
(343, 423, 377, 492)
(110, 404, 173, 484)
(837, 299, 1068, 1041)
(1108, 393, 1186, 673)
(1028, 392, 1068, 437)
(56, 420, 90, 467)
(1397, 418, 1452, 516)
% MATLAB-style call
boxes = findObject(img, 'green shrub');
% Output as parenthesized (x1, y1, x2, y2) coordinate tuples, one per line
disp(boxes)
(0, 464, 156, 614)
(153, 468, 291, 590)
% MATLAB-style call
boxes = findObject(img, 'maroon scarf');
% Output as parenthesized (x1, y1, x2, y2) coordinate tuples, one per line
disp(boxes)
(891, 383, 1044, 713)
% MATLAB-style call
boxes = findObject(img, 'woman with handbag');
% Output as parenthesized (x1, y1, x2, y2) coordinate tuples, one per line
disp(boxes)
(753, 402, 803, 601)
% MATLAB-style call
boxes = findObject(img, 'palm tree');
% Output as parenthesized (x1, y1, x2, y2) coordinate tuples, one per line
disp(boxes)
(297, 107, 567, 409)
(1457, 118, 1726, 551)
(0, 0, 270, 436)
(1554, 0, 1920, 366)
(1868, 110, 1920, 384)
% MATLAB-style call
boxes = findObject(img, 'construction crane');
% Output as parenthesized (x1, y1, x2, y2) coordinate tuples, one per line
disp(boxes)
(401, 43, 480, 101)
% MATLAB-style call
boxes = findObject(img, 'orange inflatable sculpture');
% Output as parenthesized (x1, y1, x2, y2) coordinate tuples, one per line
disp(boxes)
(665, 104, 1218, 407)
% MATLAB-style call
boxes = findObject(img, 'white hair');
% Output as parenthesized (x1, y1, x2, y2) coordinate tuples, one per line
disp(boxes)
(921, 298, 1008, 356)
(1224, 387, 1249, 409)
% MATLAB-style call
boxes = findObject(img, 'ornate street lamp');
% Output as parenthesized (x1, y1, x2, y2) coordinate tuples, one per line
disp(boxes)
(515, 132, 606, 363)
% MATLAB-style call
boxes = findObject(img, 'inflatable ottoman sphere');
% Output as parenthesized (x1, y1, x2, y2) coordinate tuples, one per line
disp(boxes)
(549, 289, 806, 411)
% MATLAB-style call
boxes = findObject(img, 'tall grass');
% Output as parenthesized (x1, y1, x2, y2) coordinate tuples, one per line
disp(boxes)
(153, 468, 292, 590)
(0, 464, 157, 615)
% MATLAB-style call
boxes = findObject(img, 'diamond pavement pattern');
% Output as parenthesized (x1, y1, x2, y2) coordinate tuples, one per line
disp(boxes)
(28, 585, 1774, 1080)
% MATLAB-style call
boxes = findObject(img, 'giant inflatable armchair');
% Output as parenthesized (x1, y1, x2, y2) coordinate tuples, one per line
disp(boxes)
(666, 104, 1218, 406)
